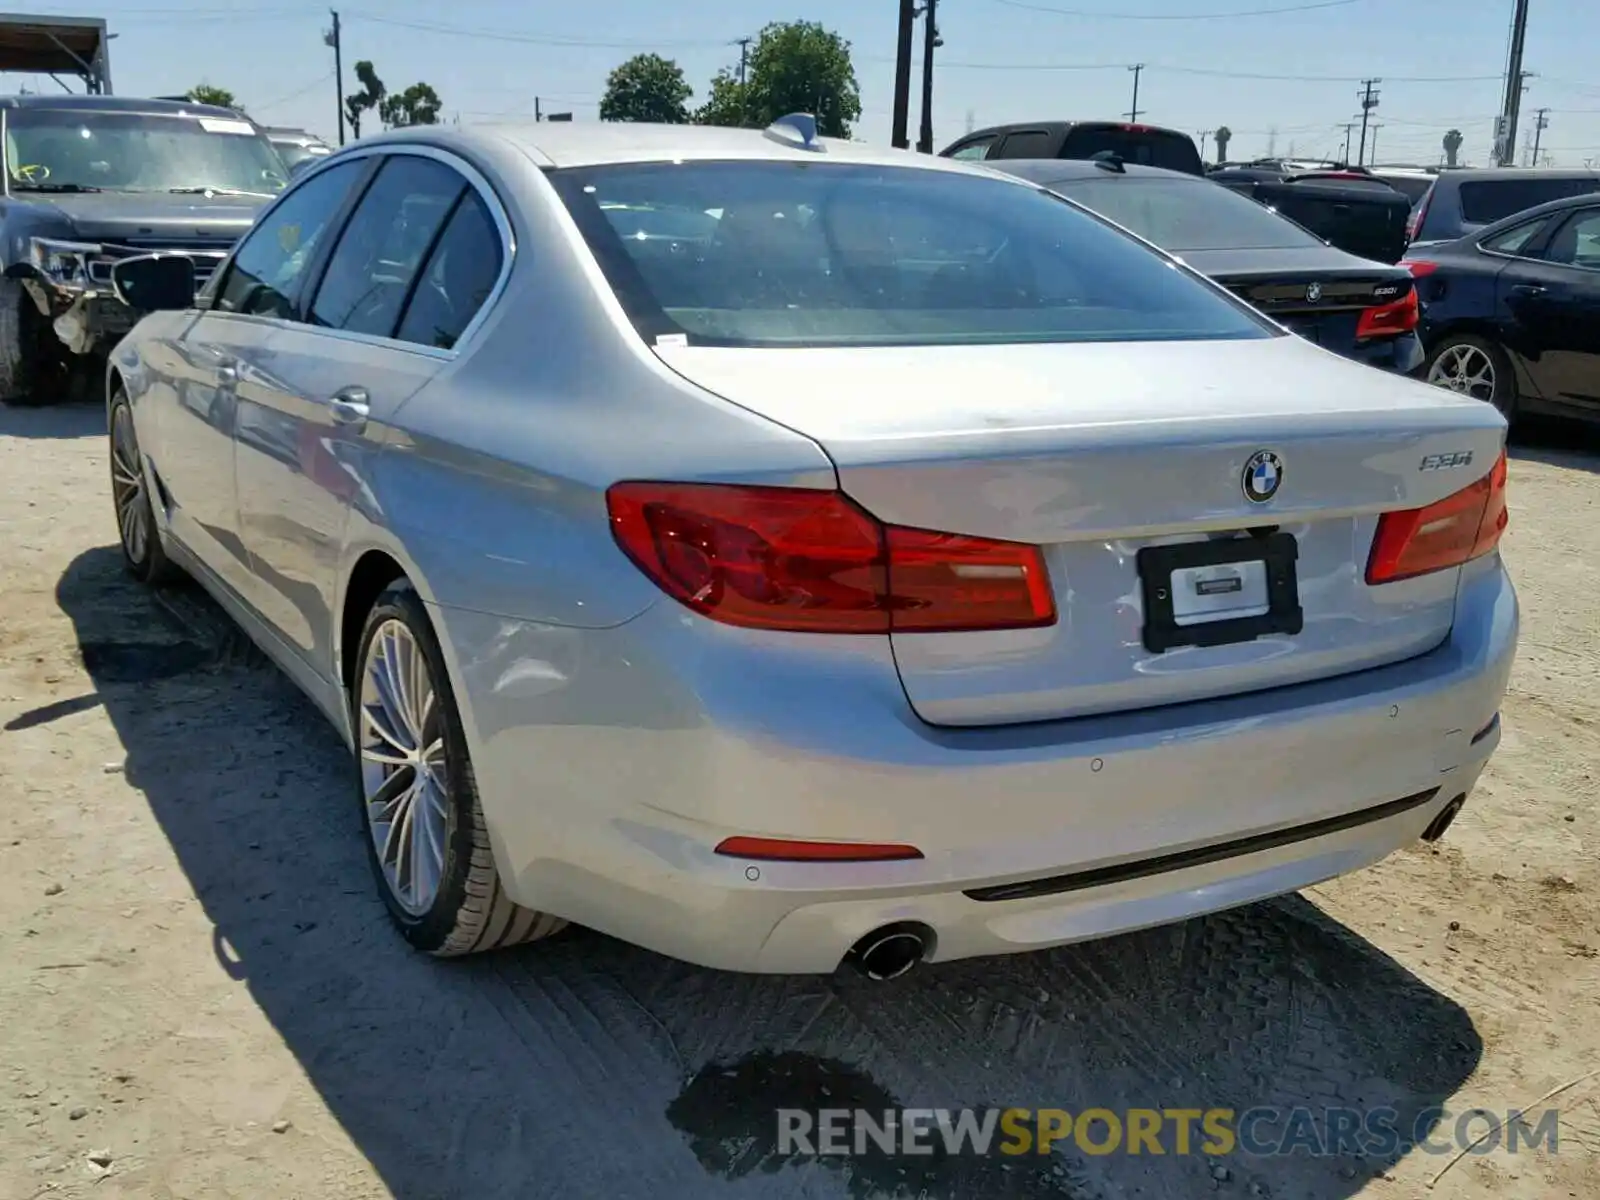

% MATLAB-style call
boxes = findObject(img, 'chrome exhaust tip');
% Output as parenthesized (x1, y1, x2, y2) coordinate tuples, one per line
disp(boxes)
(847, 923, 932, 981)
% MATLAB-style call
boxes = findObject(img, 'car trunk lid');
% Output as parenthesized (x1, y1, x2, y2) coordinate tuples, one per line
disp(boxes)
(653, 336, 1506, 726)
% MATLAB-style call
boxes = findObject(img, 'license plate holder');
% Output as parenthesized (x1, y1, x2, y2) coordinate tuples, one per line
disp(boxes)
(1137, 532, 1303, 653)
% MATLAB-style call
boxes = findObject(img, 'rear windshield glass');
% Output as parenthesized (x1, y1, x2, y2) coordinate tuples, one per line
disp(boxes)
(1372, 173, 1434, 204)
(550, 161, 1271, 350)
(1458, 177, 1600, 225)
(1270, 193, 1407, 260)
(1061, 127, 1203, 174)
(1049, 176, 1321, 251)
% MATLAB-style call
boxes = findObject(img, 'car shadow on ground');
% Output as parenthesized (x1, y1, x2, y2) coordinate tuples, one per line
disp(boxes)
(0, 397, 103, 440)
(1510, 414, 1600, 476)
(47, 543, 1485, 1200)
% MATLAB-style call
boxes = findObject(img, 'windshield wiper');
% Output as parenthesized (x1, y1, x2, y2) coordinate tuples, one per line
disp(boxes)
(10, 182, 104, 193)
(167, 186, 277, 198)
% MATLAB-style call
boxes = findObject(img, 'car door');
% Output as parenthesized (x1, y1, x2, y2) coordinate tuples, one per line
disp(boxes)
(233, 147, 509, 680)
(154, 158, 370, 595)
(1499, 205, 1600, 409)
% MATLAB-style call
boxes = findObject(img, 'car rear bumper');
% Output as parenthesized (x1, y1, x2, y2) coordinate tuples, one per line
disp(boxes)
(1341, 332, 1425, 375)
(433, 553, 1517, 974)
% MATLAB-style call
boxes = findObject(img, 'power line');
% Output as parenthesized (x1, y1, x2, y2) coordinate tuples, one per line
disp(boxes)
(991, 0, 1363, 18)
(254, 70, 334, 113)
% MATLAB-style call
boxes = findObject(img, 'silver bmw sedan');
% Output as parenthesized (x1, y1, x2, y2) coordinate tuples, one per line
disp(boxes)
(104, 116, 1516, 979)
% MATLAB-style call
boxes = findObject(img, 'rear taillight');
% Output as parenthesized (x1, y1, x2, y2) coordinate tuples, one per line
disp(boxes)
(606, 482, 1057, 634)
(1405, 260, 1438, 278)
(1406, 188, 1433, 241)
(1355, 286, 1419, 339)
(1366, 451, 1508, 584)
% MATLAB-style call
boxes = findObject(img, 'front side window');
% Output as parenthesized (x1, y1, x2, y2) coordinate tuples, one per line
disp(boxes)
(5, 108, 287, 196)
(308, 155, 466, 338)
(947, 136, 996, 160)
(550, 161, 1273, 349)
(1050, 177, 1322, 252)
(215, 159, 365, 319)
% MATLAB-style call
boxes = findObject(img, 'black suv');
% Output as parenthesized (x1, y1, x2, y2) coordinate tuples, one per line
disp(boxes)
(0, 95, 286, 405)
(1205, 164, 1412, 263)
(941, 121, 1205, 175)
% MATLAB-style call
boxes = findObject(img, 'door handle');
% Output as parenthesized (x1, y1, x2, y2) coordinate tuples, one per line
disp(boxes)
(327, 386, 370, 426)
(216, 363, 238, 385)
(1510, 284, 1547, 297)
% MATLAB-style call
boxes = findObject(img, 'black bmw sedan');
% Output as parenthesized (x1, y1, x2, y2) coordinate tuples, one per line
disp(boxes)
(992, 157, 1425, 376)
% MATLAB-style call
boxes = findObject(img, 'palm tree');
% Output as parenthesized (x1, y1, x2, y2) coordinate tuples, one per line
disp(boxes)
(1214, 126, 1232, 163)
(1443, 128, 1464, 168)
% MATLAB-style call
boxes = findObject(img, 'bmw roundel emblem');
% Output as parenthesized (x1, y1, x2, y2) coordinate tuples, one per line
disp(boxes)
(1242, 450, 1283, 504)
(1306, 282, 1323, 303)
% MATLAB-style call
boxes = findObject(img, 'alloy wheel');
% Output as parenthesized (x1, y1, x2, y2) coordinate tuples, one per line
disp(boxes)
(358, 619, 450, 916)
(110, 405, 149, 566)
(1426, 343, 1498, 403)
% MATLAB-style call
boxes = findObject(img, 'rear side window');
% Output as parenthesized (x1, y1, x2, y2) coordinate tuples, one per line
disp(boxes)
(1060, 127, 1203, 174)
(997, 130, 1054, 158)
(309, 154, 465, 338)
(1458, 177, 1600, 225)
(550, 160, 1272, 350)
(1480, 216, 1550, 256)
(395, 191, 504, 350)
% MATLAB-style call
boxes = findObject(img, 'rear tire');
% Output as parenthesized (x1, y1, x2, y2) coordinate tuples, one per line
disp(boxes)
(109, 389, 182, 586)
(1423, 334, 1517, 423)
(352, 584, 566, 957)
(0, 277, 69, 407)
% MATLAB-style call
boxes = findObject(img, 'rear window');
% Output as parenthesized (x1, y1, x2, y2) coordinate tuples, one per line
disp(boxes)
(1060, 126, 1203, 174)
(550, 161, 1272, 350)
(1270, 192, 1407, 261)
(1053, 176, 1322, 251)
(1372, 173, 1434, 204)
(1458, 177, 1600, 225)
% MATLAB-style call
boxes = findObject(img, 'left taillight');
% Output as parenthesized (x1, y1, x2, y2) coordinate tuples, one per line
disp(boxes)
(1355, 285, 1420, 339)
(1366, 451, 1508, 585)
(606, 481, 1057, 634)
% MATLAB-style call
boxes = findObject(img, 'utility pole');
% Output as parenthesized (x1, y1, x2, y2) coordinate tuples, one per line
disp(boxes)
(323, 9, 344, 145)
(1126, 64, 1145, 122)
(916, 0, 939, 153)
(891, 0, 916, 149)
(1495, 0, 1531, 166)
(1197, 129, 1211, 161)
(1338, 122, 1356, 163)
(1356, 78, 1381, 166)
(1368, 124, 1382, 164)
(734, 36, 752, 86)
(1530, 105, 1549, 166)
(534, 97, 542, 122)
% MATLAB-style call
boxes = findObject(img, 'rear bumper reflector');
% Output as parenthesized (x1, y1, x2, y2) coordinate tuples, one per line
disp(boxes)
(714, 837, 924, 862)
(964, 787, 1442, 903)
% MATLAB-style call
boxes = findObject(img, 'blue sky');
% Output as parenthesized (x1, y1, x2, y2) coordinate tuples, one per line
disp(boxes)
(14, 0, 1600, 166)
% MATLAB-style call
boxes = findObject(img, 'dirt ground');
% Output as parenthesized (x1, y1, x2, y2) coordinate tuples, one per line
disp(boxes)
(1, 400, 1596, 1200)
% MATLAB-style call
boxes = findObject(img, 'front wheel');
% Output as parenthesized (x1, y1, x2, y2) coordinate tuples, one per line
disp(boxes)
(1423, 334, 1517, 421)
(0, 277, 68, 407)
(109, 390, 181, 585)
(352, 584, 567, 957)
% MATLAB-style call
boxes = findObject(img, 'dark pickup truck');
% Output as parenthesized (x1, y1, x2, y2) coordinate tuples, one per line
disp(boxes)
(0, 94, 285, 405)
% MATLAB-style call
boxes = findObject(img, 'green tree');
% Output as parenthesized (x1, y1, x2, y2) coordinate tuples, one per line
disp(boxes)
(693, 69, 751, 128)
(380, 82, 443, 128)
(344, 60, 384, 139)
(1443, 128, 1464, 168)
(601, 53, 692, 124)
(1213, 126, 1232, 162)
(698, 21, 861, 139)
(187, 83, 241, 113)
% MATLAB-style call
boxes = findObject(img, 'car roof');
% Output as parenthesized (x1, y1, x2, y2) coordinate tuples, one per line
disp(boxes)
(990, 158, 1203, 185)
(371, 120, 1003, 176)
(1431, 166, 1600, 183)
(0, 93, 245, 121)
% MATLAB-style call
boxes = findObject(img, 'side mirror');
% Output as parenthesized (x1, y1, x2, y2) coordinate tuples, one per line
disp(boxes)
(111, 254, 196, 312)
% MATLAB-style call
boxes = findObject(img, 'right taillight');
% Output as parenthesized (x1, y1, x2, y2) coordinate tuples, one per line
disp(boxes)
(1366, 451, 1508, 584)
(606, 481, 1057, 634)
